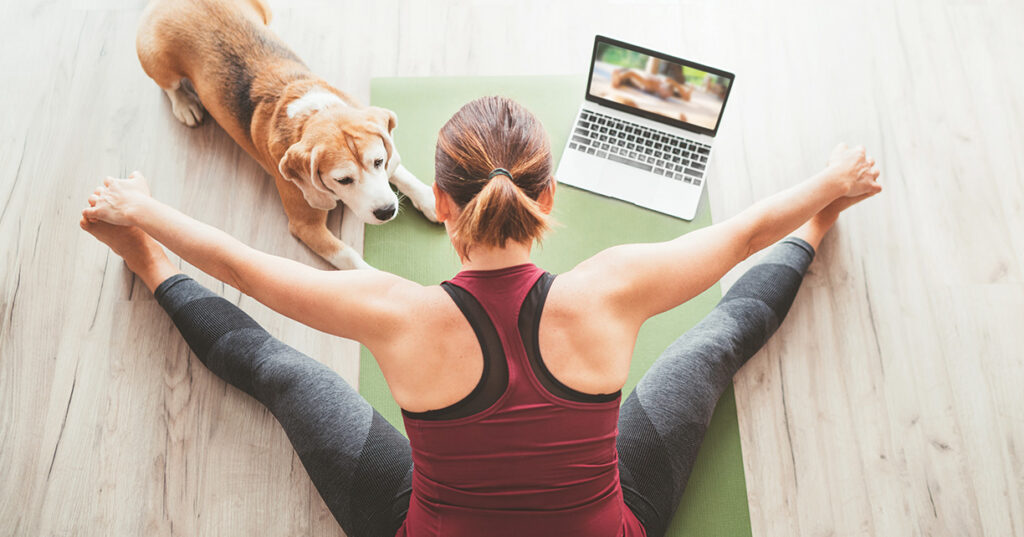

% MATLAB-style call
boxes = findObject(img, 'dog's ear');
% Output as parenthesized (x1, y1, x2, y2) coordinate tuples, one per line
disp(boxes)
(369, 106, 397, 135)
(368, 107, 399, 173)
(278, 142, 337, 211)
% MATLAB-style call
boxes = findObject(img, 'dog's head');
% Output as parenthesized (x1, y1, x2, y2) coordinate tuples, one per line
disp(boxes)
(278, 106, 400, 223)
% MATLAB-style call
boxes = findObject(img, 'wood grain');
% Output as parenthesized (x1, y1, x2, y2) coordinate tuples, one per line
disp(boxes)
(1, 0, 1021, 535)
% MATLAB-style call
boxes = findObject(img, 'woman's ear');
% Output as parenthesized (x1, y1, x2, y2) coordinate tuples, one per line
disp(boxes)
(433, 182, 456, 223)
(538, 179, 556, 214)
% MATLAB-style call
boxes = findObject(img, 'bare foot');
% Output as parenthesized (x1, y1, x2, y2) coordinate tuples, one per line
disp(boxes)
(79, 217, 178, 292)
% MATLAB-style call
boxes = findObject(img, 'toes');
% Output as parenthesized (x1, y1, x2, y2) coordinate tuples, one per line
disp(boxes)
(172, 105, 196, 127)
(103, 177, 113, 187)
(189, 104, 204, 124)
(172, 97, 204, 127)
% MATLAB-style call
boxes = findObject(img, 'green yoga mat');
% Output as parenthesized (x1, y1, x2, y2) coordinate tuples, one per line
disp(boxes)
(362, 75, 751, 536)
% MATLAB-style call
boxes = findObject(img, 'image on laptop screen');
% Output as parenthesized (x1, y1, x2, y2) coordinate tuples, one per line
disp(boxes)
(588, 41, 732, 131)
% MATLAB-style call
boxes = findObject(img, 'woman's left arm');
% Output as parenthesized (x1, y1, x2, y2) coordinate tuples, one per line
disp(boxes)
(84, 173, 413, 344)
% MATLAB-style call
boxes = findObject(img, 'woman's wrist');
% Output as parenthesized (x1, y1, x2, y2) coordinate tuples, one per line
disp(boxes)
(819, 165, 853, 197)
(126, 196, 157, 228)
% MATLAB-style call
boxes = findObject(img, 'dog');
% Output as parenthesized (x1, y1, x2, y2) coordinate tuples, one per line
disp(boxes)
(136, 0, 437, 269)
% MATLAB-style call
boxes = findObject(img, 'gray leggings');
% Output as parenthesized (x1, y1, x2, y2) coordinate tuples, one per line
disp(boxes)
(153, 237, 814, 537)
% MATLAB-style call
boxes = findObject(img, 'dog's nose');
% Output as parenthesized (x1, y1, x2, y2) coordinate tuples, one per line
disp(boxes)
(373, 204, 397, 221)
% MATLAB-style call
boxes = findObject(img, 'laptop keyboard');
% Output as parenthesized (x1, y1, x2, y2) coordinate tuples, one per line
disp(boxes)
(567, 109, 710, 186)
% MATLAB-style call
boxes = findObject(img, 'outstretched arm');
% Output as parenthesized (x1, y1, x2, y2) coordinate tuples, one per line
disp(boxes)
(566, 143, 881, 323)
(82, 173, 415, 346)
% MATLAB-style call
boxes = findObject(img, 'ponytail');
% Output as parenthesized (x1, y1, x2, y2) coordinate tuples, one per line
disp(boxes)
(449, 173, 549, 248)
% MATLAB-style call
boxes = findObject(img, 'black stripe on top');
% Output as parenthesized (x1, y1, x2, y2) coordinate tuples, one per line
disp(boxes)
(401, 282, 508, 421)
(216, 17, 306, 133)
(519, 273, 621, 403)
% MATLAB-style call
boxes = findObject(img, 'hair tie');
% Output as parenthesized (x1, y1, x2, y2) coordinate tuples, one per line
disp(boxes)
(488, 168, 513, 180)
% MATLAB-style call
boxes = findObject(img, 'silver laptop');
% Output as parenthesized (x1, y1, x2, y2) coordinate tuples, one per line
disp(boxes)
(556, 36, 735, 220)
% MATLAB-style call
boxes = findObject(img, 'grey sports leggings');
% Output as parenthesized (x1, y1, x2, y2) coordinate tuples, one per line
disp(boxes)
(153, 237, 814, 537)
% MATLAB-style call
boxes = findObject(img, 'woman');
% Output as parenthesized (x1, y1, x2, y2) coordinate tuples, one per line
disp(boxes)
(81, 96, 880, 537)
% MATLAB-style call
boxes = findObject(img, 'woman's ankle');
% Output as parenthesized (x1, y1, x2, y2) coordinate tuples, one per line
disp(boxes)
(791, 216, 834, 251)
(128, 247, 178, 292)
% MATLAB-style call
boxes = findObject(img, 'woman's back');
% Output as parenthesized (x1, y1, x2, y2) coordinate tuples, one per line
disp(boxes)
(396, 264, 644, 537)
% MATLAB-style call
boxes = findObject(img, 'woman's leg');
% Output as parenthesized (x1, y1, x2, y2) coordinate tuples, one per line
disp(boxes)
(79, 216, 410, 537)
(153, 274, 412, 537)
(617, 237, 815, 537)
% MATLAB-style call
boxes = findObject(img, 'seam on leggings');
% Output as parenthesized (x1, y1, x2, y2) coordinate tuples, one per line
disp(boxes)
(720, 264, 801, 310)
(170, 297, 263, 359)
(780, 236, 816, 258)
(153, 273, 191, 303)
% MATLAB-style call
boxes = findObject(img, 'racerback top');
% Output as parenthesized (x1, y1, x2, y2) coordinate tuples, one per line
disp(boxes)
(394, 263, 646, 537)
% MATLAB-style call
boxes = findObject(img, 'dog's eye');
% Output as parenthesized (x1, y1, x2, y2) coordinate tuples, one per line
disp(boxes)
(337, 177, 354, 185)
(373, 158, 384, 169)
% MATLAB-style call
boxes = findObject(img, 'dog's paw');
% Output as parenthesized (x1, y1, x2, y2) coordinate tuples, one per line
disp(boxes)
(410, 189, 439, 223)
(414, 196, 439, 223)
(165, 86, 205, 127)
(326, 246, 374, 270)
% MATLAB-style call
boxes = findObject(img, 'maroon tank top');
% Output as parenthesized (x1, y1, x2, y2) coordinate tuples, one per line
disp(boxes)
(394, 263, 646, 537)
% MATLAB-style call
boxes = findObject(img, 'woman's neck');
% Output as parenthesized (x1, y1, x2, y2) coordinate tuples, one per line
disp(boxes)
(459, 241, 533, 271)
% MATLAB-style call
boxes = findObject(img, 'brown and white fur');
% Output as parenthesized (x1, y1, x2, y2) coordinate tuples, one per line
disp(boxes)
(136, 0, 437, 269)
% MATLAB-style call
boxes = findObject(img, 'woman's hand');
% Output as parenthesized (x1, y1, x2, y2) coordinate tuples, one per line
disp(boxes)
(83, 171, 152, 226)
(827, 143, 882, 197)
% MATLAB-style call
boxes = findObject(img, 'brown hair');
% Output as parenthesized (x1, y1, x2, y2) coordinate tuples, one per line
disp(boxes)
(435, 96, 554, 250)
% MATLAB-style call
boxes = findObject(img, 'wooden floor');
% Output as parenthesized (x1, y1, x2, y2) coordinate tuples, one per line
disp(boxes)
(2, 0, 1022, 535)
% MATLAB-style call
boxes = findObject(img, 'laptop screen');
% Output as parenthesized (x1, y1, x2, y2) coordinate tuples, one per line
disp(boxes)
(586, 36, 734, 136)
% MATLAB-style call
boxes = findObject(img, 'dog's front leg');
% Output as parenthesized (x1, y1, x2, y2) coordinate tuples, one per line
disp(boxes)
(277, 178, 372, 270)
(292, 220, 371, 270)
(390, 165, 438, 222)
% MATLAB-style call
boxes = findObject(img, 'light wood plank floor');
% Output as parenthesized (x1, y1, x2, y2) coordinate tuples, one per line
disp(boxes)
(1, 1, 1021, 536)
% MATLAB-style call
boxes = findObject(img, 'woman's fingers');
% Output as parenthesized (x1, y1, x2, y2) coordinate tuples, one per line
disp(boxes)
(85, 171, 148, 228)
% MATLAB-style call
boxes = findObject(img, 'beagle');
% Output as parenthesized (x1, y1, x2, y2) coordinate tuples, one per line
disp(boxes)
(136, 0, 437, 269)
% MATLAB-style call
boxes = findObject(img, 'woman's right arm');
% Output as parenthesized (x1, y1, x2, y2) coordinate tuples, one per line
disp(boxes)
(566, 143, 881, 324)
(83, 173, 418, 347)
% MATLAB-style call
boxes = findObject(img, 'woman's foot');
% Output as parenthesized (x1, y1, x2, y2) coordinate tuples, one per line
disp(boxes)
(80, 217, 178, 292)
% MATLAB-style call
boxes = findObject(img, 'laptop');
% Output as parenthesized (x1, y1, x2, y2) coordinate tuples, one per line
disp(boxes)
(556, 35, 735, 220)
